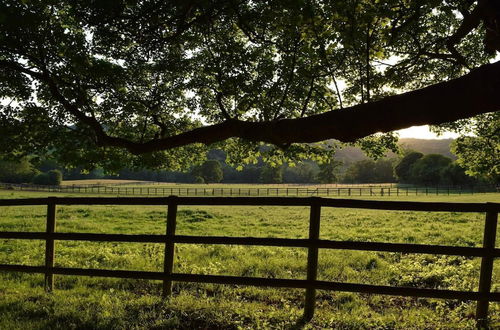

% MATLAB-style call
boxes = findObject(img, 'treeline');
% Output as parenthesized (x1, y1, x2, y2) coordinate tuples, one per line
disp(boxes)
(394, 152, 475, 186)
(0, 148, 487, 186)
(0, 158, 62, 185)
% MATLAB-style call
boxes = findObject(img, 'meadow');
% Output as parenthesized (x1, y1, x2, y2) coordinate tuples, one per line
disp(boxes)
(0, 189, 499, 329)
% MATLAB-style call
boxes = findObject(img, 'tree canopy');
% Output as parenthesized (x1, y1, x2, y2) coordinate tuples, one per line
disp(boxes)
(1, 0, 499, 170)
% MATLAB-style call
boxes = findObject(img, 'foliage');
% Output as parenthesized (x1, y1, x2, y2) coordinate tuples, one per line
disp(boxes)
(409, 154, 452, 185)
(283, 161, 319, 184)
(192, 160, 223, 184)
(448, 112, 499, 183)
(342, 159, 396, 183)
(33, 169, 63, 185)
(35, 158, 62, 173)
(440, 163, 476, 186)
(316, 160, 342, 183)
(395, 151, 424, 183)
(193, 176, 205, 184)
(0, 157, 39, 183)
(47, 169, 63, 185)
(0, 0, 497, 169)
(260, 165, 283, 184)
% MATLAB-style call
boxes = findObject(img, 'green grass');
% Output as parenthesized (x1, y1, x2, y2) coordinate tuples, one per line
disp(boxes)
(61, 179, 152, 186)
(59, 179, 398, 188)
(0, 190, 499, 329)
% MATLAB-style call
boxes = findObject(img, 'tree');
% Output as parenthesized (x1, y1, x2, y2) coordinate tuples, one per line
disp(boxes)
(342, 159, 396, 183)
(33, 169, 63, 185)
(440, 163, 476, 186)
(373, 159, 397, 183)
(284, 162, 318, 183)
(316, 160, 341, 184)
(260, 166, 283, 184)
(408, 154, 452, 185)
(195, 160, 223, 183)
(1, 1, 499, 169)
(47, 169, 63, 185)
(395, 152, 424, 183)
(0, 157, 39, 183)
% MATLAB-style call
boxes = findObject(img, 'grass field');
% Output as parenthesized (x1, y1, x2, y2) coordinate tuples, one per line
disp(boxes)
(60, 179, 400, 188)
(0, 190, 499, 329)
(61, 179, 154, 186)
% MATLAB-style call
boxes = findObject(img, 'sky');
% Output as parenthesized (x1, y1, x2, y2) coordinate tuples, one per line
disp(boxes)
(396, 125, 459, 139)
(396, 55, 500, 140)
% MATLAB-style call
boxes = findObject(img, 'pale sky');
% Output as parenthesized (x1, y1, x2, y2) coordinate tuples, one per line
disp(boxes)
(396, 125, 459, 139)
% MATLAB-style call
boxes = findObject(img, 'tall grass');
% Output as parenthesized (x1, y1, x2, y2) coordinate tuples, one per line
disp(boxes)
(0, 190, 499, 329)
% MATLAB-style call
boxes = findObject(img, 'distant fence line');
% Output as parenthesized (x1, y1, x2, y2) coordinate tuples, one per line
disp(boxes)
(0, 196, 498, 327)
(1, 183, 498, 197)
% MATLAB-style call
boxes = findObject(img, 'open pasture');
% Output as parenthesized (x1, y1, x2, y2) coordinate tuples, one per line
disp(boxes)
(0, 190, 499, 329)
(6, 180, 495, 198)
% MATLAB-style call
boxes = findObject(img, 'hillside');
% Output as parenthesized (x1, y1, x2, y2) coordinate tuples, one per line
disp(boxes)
(398, 138, 455, 158)
(335, 138, 455, 164)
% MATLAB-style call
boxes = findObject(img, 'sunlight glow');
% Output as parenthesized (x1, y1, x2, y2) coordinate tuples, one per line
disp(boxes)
(396, 125, 460, 139)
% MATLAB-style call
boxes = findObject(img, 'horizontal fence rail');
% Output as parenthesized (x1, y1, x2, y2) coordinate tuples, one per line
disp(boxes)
(0, 196, 499, 326)
(2, 183, 498, 197)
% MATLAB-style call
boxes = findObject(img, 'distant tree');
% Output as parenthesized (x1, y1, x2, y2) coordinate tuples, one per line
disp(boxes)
(395, 152, 423, 183)
(343, 160, 375, 183)
(33, 169, 63, 185)
(223, 165, 262, 183)
(207, 149, 226, 162)
(36, 158, 61, 173)
(260, 166, 283, 184)
(33, 173, 49, 185)
(284, 162, 318, 183)
(316, 160, 342, 184)
(373, 159, 397, 183)
(409, 154, 452, 185)
(342, 159, 395, 183)
(47, 169, 63, 185)
(440, 163, 476, 186)
(0, 157, 39, 183)
(198, 160, 223, 183)
(193, 176, 205, 184)
(64, 166, 105, 180)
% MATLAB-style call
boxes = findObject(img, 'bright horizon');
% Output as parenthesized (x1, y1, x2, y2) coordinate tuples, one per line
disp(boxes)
(396, 125, 459, 139)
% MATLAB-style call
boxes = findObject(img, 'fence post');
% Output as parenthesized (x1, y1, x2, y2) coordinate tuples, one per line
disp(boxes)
(163, 197, 178, 297)
(476, 208, 498, 327)
(304, 198, 321, 320)
(45, 197, 57, 292)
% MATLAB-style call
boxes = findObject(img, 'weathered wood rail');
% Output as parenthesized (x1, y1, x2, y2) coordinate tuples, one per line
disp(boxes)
(0, 196, 498, 326)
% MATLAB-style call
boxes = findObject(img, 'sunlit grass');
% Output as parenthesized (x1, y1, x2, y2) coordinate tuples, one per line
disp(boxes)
(0, 190, 499, 328)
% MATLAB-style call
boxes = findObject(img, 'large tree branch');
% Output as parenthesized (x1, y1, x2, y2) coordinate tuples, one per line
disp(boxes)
(446, 0, 500, 59)
(112, 60, 500, 154)
(3, 58, 500, 156)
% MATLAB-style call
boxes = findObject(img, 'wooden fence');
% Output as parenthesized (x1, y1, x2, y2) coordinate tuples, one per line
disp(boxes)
(2, 183, 498, 197)
(0, 197, 499, 326)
